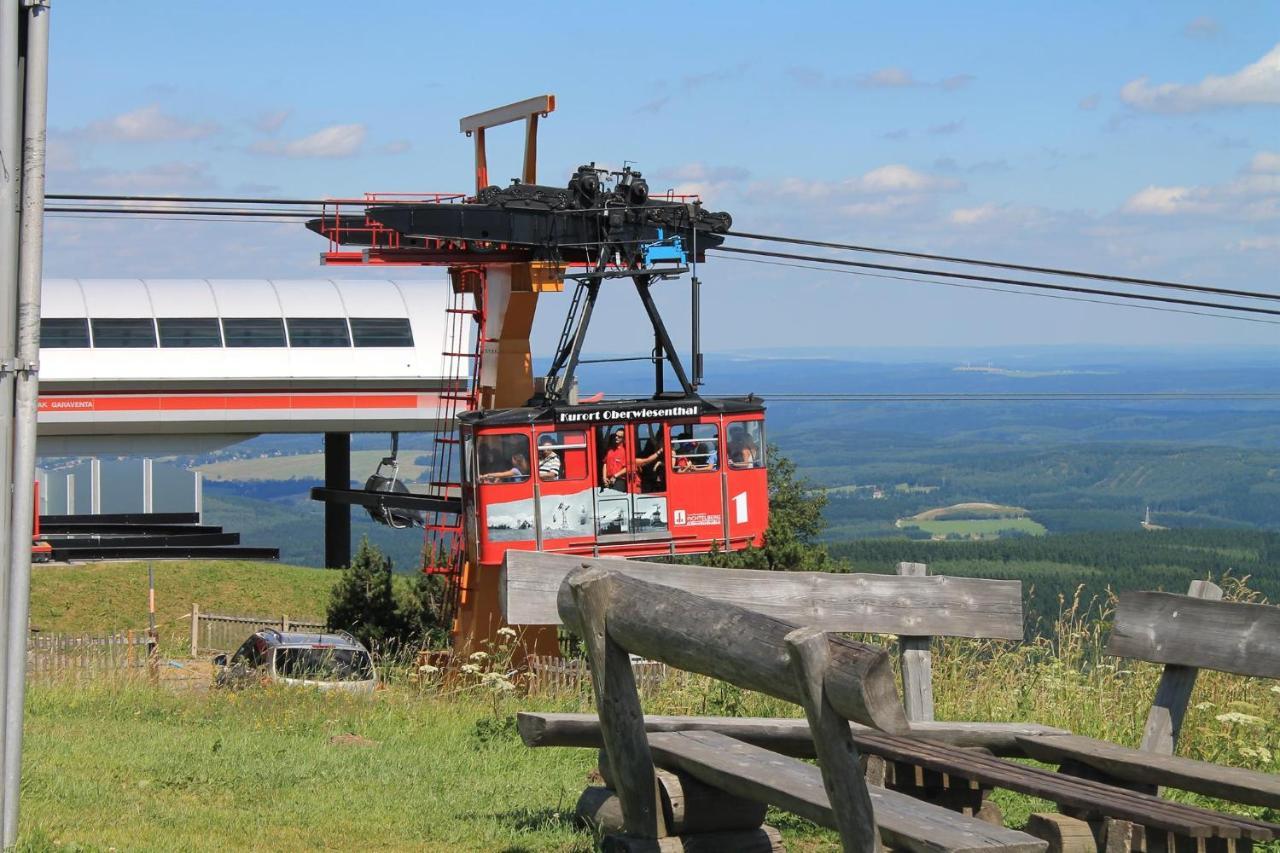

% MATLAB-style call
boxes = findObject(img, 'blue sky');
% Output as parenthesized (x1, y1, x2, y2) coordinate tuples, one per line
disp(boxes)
(41, 1, 1280, 356)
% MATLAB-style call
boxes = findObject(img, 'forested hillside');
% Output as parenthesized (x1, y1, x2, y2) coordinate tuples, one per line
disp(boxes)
(827, 530, 1280, 632)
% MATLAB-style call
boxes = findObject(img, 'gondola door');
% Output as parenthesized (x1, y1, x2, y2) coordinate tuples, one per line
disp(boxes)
(594, 422, 670, 546)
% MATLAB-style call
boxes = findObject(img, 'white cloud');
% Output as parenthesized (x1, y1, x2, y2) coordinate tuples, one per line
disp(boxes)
(859, 67, 917, 88)
(252, 109, 292, 134)
(949, 204, 999, 225)
(1230, 235, 1280, 252)
(251, 123, 366, 158)
(84, 104, 219, 142)
(1249, 151, 1280, 173)
(854, 164, 960, 193)
(651, 163, 750, 200)
(382, 139, 412, 155)
(1184, 16, 1219, 39)
(789, 66, 973, 92)
(1122, 152, 1280, 219)
(1120, 43, 1280, 113)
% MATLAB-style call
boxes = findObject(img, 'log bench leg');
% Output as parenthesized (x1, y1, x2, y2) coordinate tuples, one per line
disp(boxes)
(1026, 813, 1098, 853)
(883, 760, 991, 817)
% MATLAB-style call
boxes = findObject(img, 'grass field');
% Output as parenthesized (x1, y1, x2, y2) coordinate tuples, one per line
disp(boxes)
(14, 602, 1279, 852)
(30, 561, 337, 645)
(196, 449, 434, 482)
(904, 517, 1047, 538)
(907, 502, 1028, 521)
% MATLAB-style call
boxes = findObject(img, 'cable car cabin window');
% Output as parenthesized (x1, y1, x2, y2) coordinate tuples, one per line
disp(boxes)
(477, 434, 531, 485)
(158, 317, 222, 348)
(350, 318, 414, 348)
(535, 431, 587, 482)
(222, 318, 286, 348)
(634, 423, 666, 493)
(40, 318, 90, 348)
(727, 420, 765, 469)
(90, 318, 156, 348)
(671, 423, 719, 473)
(287, 318, 351, 348)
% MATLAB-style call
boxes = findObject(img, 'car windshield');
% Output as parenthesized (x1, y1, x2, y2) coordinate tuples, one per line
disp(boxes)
(272, 646, 374, 682)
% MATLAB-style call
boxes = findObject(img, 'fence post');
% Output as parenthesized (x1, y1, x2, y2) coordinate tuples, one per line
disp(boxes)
(282, 614, 289, 632)
(190, 604, 199, 658)
(126, 629, 135, 668)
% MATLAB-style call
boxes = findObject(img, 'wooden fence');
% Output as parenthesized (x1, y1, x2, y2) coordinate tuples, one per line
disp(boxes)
(526, 654, 670, 695)
(27, 631, 152, 679)
(189, 604, 325, 657)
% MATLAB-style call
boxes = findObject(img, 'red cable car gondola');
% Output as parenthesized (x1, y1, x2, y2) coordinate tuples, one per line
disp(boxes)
(460, 395, 767, 564)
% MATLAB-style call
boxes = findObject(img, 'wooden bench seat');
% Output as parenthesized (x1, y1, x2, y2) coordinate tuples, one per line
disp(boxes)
(518, 712, 1070, 757)
(647, 730, 1047, 853)
(1016, 734, 1280, 810)
(519, 712, 1280, 845)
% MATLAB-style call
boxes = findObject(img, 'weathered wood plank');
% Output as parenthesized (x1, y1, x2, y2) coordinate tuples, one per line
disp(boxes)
(850, 730, 1279, 841)
(558, 566, 910, 734)
(1015, 734, 1280, 809)
(1107, 591, 1280, 679)
(516, 712, 1070, 757)
(647, 730, 1049, 853)
(786, 626, 881, 852)
(896, 561, 936, 722)
(567, 567, 666, 838)
(503, 550, 1024, 638)
(1140, 580, 1223, 757)
(596, 754, 769, 833)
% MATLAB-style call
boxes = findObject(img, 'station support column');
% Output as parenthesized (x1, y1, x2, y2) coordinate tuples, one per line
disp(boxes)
(323, 432, 351, 568)
(452, 264, 562, 660)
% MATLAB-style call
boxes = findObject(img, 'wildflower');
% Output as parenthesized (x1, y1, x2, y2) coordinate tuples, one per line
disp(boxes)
(417, 664, 439, 675)
(1271, 685, 1280, 695)
(459, 663, 482, 675)
(1215, 711, 1266, 727)
(1194, 701, 1215, 711)
(469, 651, 489, 662)
(1241, 746, 1274, 763)
(497, 627, 517, 639)
(481, 671, 515, 692)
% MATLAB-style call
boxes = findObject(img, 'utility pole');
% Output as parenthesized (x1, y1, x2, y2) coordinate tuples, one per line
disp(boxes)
(0, 0, 23, 837)
(2, 1, 50, 845)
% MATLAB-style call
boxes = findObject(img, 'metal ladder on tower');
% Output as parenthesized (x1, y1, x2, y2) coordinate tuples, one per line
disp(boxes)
(421, 269, 487, 624)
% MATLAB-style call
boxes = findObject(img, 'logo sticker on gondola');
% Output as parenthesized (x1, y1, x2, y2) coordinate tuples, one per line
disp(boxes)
(552, 401, 702, 425)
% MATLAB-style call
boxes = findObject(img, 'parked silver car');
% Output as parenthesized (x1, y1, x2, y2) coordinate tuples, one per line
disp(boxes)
(213, 628, 376, 694)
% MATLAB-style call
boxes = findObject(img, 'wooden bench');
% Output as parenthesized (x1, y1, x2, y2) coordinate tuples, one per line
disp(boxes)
(508, 551, 1068, 817)
(506, 554, 1280, 852)
(541, 560, 1046, 852)
(1010, 581, 1280, 852)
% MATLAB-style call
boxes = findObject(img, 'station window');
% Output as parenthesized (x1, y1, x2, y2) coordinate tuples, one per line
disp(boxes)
(287, 318, 351, 348)
(90, 318, 157, 348)
(350, 318, 414, 348)
(477, 434, 531, 484)
(40, 318, 90, 348)
(671, 423, 719, 473)
(222, 318, 286, 348)
(158, 317, 222, 348)
(535, 431, 587, 482)
(726, 420, 765, 469)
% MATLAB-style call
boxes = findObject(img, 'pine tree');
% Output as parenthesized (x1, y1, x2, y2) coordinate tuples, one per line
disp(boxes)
(326, 537, 406, 648)
(701, 444, 831, 572)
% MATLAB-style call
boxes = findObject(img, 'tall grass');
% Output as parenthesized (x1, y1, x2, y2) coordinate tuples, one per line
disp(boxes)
(14, 579, 1279, 851)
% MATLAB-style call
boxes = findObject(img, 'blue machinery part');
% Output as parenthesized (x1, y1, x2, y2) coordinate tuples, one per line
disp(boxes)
(643, 229, 688, 266)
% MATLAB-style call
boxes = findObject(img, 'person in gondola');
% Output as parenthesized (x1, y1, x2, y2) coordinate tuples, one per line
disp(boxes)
(482, 450, 530, 483)
(537, 435, 562, 480)
(601, 430, 629, 491)
(728, 425, 757, 468)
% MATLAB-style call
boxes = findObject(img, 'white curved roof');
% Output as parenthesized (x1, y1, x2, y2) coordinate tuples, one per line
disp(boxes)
(38, 278, 456, 387)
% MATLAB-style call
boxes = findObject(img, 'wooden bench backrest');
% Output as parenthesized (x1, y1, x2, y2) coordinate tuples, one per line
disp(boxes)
(502, 551, 1023, 639)
(1107, 580, 1280, 756)
(503, 552, 1023, 726)
(1108, 584, 1280, 679)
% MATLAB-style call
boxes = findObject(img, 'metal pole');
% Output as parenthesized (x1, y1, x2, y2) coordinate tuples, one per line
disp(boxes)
(3, 2, 49, 844)
(0, 2, 25, 825)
